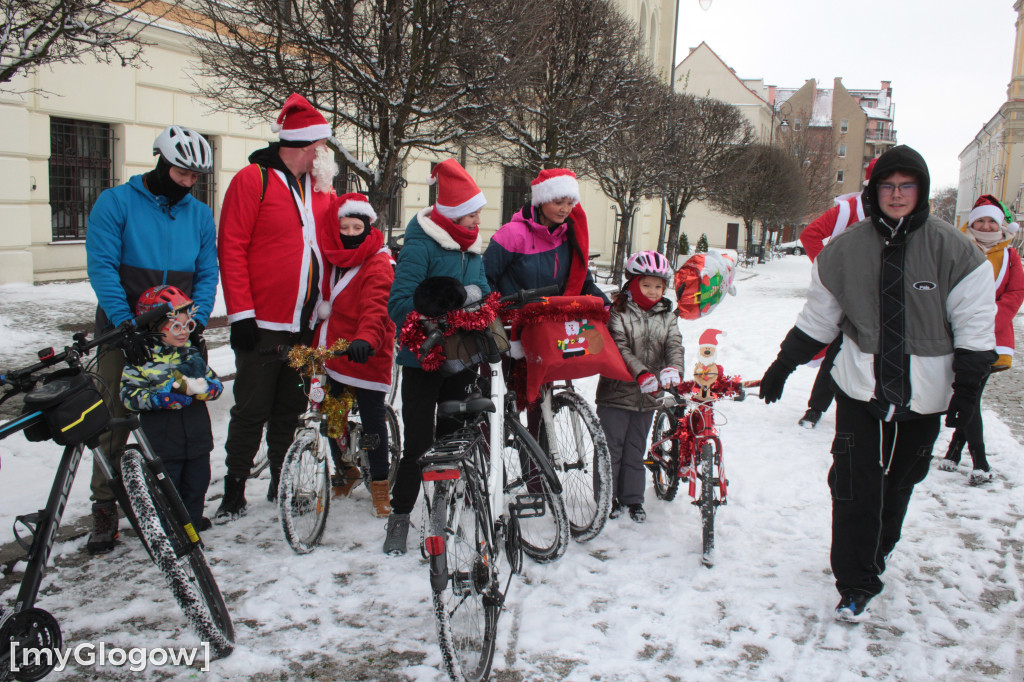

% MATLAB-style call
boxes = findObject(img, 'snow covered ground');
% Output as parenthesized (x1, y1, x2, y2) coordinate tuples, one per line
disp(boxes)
(1, 257, 1022, 680)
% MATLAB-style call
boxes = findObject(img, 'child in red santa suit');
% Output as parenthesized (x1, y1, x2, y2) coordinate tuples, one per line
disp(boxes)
(595, 251, 684, 523)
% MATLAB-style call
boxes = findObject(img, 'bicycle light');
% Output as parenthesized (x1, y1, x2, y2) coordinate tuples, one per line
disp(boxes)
(422, 468, 460, 481)
(425, 535, 446, 556)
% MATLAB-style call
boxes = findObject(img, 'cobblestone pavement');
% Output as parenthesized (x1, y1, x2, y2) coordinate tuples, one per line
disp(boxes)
(982, 314, 1024, 446)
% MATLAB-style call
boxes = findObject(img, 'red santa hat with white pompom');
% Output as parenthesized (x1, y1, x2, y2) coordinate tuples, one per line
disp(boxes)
(335, 192, 377, 224)
(697, 329, 724, 365)
(270, 93, 331, 144)
(530, 168, 581, 206)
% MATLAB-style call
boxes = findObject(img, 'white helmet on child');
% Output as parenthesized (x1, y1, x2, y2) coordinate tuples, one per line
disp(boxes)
(625, 250, 672, 284)
(153, 125, 213, 174)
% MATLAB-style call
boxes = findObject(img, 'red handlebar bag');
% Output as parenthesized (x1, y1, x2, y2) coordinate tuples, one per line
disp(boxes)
(511, 295, 632, 402)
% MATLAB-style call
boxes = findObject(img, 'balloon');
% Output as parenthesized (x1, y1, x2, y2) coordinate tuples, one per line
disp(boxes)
(674, 249, 737, 319)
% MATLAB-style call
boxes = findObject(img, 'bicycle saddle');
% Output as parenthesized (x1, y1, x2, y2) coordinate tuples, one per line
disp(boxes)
(437, 393, 495, 418)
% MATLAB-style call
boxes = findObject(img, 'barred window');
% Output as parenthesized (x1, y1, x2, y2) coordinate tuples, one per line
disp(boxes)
(49, 118, 115, 241)
(502, 166, 532, 226)
(428, 162, 438, 206)
(192, 134, 216, 209)
(332, 152, 349, 195)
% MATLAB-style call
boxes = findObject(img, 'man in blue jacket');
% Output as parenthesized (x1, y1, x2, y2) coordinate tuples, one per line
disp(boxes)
(84, 125, 218, 554)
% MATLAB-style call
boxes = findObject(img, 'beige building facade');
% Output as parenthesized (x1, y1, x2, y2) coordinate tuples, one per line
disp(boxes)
(0, 0, 678, 284)
(957, 0, 1024, 248)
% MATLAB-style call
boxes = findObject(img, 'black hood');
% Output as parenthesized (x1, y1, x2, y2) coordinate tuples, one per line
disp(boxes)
(248, 143, 291, 175)
(866, 145, 930, 233)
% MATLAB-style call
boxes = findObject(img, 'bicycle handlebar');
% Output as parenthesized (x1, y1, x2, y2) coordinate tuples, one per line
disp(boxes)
(498, 284, 561, 307)
(0, 303, 172, 390)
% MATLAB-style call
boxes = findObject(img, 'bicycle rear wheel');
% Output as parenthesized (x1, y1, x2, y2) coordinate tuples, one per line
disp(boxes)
(279, 429, 331, 554)
(429, 465, 499, 682)
(502, 418, 569, 563)
(699, 442, 717, 567)
(250, 426, 270, 478)
(121, 447, 234, 656)
(649, 408, 680, 501)
(542, 390, 611, 542)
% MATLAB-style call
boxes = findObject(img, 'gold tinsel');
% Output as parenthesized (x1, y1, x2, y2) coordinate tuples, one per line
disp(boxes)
(285, 340, 355, 437)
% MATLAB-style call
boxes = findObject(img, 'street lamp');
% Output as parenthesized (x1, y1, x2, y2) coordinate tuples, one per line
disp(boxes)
(769, 100, 791, 146)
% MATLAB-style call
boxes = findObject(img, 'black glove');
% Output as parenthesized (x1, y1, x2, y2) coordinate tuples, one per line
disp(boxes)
(944, 391, 977, 428)
(346, 339, 372, 364)
(189, 322, 208, 361)
(123, 330, 153, 367)
(759, 359, 794, 404)
(229, 318, 259, 353)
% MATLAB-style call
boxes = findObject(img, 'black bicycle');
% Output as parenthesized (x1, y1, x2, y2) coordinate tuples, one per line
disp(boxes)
(0, 307, 233, 681)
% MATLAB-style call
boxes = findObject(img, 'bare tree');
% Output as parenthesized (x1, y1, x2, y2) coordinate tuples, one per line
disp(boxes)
(660, 93, 752, 265)
(775, 120, 836, 220)
(931, 185, 958, 225)
(469, 0, 648, 175)
(1, 0, 158, 89)
(710, 143, 807, 254)
(584, 75, 670, 285)
(188, 0, 540, 234)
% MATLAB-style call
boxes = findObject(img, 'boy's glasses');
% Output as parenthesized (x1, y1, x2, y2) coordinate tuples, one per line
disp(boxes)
(878, 183, 918, 196)
(166, 318, 197, 334)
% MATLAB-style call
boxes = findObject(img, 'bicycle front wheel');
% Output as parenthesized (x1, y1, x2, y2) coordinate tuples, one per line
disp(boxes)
(250, 426, 270, 478)
(357, 405, 403, 493)
(542, 390, 612, 542)
(699, 442, 717, 568)
(502, 418, 569, 563)
(279, 429, 331, 554)
(649, 408, 680, 501)
(121, 447, 234, 656)
(429, 466, 499, 682)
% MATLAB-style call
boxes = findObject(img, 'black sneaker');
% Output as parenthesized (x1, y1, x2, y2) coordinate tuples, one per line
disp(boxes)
(608, 499, 623, 520)
(835, 591, 872, 622)
(86, 501, 120, 555)
(214, 475, 248, 524)
(798, 408, 822, 429)
(627, 504, 646, 524)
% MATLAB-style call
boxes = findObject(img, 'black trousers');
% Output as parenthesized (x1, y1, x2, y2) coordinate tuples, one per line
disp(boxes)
(223, 328, 310, 480)
(947, 373, 991, 469)
(807, 338, 841, 413)
(390, 366, 477, 515)
(829, 393, 940, 597)
(327, 378, 390, 480)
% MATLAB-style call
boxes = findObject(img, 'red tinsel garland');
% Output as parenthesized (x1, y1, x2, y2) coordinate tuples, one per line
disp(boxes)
(398, 292, 503, 372)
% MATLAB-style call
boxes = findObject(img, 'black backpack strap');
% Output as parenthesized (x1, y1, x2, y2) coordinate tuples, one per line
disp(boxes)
(257, 164, 269, 202)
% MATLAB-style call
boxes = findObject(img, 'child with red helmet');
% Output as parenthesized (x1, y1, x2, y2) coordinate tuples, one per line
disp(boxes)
(595, 250, 684, 523)
(121, 285, 223, 529)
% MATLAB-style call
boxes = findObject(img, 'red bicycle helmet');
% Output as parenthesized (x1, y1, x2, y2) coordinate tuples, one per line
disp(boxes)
(135, 285, 195, 317)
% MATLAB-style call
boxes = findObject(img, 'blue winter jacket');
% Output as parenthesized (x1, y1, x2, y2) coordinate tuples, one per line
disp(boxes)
(86, 175, 218, 329)
(388, 207, 491, 367)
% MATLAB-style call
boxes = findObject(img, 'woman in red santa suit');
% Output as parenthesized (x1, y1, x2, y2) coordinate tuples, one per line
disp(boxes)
(313, 193, 396, 516)
(938, 194, 1023, 484)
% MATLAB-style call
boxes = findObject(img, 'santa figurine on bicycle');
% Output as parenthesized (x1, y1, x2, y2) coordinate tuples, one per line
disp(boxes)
(682, 329, 745, 402)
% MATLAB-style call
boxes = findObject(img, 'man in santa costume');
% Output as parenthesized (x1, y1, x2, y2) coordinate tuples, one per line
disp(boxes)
(216, 93, 337, 521)
(795, 158, 876, 429)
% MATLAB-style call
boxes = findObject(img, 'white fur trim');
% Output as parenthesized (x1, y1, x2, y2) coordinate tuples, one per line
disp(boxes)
(968, 205, 1005, 226)
(434, 192, 486, 220)
(279, 123, 332, 142)
(531, 176, 580, 205)
(338, 199, 377, 223)
(416, 206, 483, 253)
(270, 121, 282, 133)
(325, 367, 391, 393)
(1007, 221, 1020, 234)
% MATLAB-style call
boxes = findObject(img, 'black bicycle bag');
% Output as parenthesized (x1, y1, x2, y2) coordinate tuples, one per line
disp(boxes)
(21, 370, 110, 446)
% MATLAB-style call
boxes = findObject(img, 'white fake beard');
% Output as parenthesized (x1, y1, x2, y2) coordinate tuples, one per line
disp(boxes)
(312, 145, 339, 193)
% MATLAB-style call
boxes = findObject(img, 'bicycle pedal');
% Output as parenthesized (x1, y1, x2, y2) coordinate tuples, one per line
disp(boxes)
(358, 432, 381, 451)
(511, 493, 546, 519)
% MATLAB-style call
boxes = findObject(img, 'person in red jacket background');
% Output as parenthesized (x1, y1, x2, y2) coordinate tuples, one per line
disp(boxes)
(795, 158, 875, 429)
(939, 194, 1024, 484)
(312, 192, 396, 517)
(216, 93, 336, 521)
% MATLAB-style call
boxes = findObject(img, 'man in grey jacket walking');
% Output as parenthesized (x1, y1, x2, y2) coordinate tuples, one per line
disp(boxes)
(758, 145, 996, 621)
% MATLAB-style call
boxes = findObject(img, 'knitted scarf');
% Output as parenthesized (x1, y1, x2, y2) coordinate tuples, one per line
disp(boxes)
(430, 208, 478, 252)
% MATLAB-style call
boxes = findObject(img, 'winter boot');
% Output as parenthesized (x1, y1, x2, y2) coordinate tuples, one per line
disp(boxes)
(383, 513, 411, 556)
(627, 503, 647, 524)
(332, 466, 363, 498)
(214, 475, 247, 524)
(370, 480, 392, 518)
(608, 499, 623, 520)
(968, 468, 993, 485)
(835, 590, 873, 623)
(86, 501, 119, 555)
(798, 408, 822, 429)
(939, 434, 965, 471)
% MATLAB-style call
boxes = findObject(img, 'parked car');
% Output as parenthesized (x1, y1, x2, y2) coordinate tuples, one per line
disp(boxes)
(777, 240, 805, 256)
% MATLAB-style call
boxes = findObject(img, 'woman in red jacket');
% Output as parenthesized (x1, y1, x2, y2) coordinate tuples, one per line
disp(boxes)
(313, 193, 396, 516)
(939, 194, 1024, 484)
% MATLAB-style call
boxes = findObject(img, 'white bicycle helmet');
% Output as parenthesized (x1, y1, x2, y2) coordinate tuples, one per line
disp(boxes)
(153, 125, 213, 173)
(625, 250, 672, 284)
